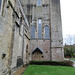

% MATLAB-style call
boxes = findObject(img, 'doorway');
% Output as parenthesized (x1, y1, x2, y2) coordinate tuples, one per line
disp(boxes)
(32, 47, 43, 61)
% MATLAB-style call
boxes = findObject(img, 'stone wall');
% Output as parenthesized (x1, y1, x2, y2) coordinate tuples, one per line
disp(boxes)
(0, 0, 15, 74)
(30, 39, 50, 61)
(10, 0, 30, 70)
(0, 0, 64, 74)
(0, 0, 30, 74)
(50, 0, 64, 61)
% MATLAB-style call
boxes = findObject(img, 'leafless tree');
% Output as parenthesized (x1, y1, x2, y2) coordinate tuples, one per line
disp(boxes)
(64, 35, 73, 45)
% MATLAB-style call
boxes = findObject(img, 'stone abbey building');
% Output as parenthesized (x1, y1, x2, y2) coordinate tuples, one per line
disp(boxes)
(0, 0, 64, 75)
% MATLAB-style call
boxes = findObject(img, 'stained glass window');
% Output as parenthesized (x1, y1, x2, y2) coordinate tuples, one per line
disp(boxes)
(31, 26, 35, 38)
(45, 25, 50, 39)
(38, 19, 42, 38)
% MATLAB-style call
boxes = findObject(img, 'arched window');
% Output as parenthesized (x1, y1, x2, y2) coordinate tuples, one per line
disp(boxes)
(31, 26, 35, 38)
(37, 0, 41, 6)
(45, 25, 50, 39)
(38, 19, 42, 38)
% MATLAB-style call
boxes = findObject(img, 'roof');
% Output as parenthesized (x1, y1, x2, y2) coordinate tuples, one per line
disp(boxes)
(32, 47, 43, 54)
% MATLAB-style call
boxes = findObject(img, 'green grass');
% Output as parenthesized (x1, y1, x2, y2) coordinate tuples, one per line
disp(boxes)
(23, 65, 75, 75)
(71, 58, 75, 61)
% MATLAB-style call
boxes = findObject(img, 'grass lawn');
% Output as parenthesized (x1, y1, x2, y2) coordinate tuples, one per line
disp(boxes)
(23, 65, 75, 75)
(71, 58, 75, 61)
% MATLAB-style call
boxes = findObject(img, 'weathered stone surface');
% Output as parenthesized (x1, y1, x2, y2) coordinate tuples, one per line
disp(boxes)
(30, 39, 50, 61)
(0, 0, 64, 74)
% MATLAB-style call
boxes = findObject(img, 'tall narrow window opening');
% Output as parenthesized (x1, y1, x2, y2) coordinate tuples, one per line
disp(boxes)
(38, 19, 42, 38)
(0, 0, 2, 11)
(37, 0, 41, 6)
(45, 25, 50, 39)
(31, 26, 35, 38)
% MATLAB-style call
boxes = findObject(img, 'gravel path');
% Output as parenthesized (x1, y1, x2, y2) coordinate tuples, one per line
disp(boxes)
(64, 58, 75, 67)
(70, 60, 75, 67)
(12, 67, 26, 75)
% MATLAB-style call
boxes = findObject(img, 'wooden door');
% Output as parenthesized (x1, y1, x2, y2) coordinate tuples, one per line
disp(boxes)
(32, 50, 42, 61)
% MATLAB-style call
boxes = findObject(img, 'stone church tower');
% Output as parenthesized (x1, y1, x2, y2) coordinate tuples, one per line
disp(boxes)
(21, 0, 64, 61)
(0, 0, 64, 74)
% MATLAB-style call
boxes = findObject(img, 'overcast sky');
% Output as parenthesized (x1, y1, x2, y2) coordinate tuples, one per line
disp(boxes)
(60, 0, 75, 38)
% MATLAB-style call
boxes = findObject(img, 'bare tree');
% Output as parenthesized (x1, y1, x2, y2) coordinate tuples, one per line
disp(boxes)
(65, 35, 73, 45)
(64, 35, 75, 58)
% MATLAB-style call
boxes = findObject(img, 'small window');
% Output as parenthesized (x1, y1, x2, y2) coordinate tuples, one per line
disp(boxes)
(31, 26, 35, 38)
(37, 0, 41, 6)
(42, 56, 44, 58)
(45, 25, 50, 39)
(38, 19, 42, 38)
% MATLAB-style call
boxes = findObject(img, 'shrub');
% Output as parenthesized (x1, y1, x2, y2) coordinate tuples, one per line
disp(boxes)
(30, 60, 73, 67)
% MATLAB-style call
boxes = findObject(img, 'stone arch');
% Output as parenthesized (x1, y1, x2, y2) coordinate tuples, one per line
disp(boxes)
(32, 47, 43, 61)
